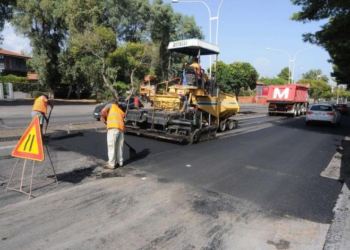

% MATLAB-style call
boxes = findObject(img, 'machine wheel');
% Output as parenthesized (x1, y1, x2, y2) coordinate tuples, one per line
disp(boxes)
(219, 120, 226, 132)
(296, 105, 301, 116)
(226, 120, 235, 130)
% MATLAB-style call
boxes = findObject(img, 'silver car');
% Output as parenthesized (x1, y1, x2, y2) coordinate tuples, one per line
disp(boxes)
(305, 104, 341, 125)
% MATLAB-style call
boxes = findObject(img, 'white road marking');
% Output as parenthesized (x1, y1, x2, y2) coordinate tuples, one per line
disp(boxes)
(321, 152, 342, 180)
(0, 145, 15, 149)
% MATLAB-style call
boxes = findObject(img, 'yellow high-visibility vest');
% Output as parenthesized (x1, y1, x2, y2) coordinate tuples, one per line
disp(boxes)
(106, 104, 125, 131)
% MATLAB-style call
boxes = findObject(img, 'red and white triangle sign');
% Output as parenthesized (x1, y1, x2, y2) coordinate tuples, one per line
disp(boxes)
(12, 116, 44, 161)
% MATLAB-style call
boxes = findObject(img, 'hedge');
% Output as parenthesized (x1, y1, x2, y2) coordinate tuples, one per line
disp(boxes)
(0, 75, 47, 94)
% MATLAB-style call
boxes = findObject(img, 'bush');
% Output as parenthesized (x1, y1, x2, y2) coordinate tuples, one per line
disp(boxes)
(30, 91, 44, 98)
(0, 75, 47, 93)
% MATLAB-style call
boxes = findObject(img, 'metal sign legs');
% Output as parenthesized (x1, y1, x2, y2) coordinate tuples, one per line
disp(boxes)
(6, 143, 58, 200)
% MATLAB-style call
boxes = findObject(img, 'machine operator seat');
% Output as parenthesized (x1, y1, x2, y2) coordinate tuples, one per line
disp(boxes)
(184, 66, 198, 87)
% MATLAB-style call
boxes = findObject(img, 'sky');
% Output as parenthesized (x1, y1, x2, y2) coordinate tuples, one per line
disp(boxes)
(169, 0, 333, 84)
(1, 0, 334, 84)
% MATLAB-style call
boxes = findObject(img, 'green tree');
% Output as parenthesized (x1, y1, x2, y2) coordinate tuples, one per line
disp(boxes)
(108, 42, 156, 95)
(71, 25, 118, 98)
(0, 0, 16, 45)
(258, 77, 286, 85)
(217, 61, 259, 100)
(291, 0, 350, 85)
(11, 0, 67, 95)
(150, 0, 204, 80)
(61, 0, 105, 99)
(302, 69, 329, 83)
(298, 78, 332, 102)
(277, 67, 290, 83)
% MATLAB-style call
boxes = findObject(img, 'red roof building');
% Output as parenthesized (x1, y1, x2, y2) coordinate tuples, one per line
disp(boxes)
(27, 73, 38, 82)
(0, 49, 31, 77)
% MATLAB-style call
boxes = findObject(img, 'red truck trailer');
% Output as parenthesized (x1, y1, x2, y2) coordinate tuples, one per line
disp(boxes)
(267, 84, 310, 116)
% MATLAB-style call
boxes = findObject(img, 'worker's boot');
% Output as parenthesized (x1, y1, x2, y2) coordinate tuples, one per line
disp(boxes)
(104, 163, 115, 170)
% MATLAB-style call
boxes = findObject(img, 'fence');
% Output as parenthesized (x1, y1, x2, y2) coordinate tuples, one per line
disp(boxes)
(238, 96, 267, 105)
(0, 82, 14, 100)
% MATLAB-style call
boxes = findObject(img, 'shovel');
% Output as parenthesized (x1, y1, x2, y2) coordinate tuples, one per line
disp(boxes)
(44, 107, 53, 135)
(104, 122, 137, 159)
(124, 141, 137, 159)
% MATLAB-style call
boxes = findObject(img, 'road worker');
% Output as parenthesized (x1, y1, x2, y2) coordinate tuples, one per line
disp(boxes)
(190, 57, 202, 80)
(182, 58, 193, 86)
(31, 94, 54, 133)
(100, 98, 125, 169)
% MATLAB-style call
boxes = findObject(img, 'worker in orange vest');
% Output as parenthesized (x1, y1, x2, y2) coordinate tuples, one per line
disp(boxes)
(31, 94, 54, 132)
(190, 57, 202, 80)
(101, 98, 125, 169)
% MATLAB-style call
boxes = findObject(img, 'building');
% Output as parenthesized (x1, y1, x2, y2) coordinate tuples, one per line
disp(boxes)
(27, 73, 38, 83)
(0, 49, 31, 77)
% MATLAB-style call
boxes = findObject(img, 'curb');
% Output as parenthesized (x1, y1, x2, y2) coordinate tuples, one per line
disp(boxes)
(0, 125, 106, 142)
(323, 180, 350, 250)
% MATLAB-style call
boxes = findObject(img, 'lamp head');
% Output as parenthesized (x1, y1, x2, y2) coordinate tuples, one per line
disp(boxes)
(172, 0, 179, 3)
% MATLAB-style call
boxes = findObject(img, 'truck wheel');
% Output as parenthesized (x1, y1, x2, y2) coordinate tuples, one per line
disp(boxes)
(293, 109, 297, 117)
(219, 120, 226, 132)
(226, 120, 234, 130)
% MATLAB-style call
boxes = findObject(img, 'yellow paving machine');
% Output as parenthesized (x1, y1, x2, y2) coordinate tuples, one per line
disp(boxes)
(125, 39, 240, 143)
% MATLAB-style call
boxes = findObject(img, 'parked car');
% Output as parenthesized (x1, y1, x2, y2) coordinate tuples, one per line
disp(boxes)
(335, 103, 348, 115)
(305, 104, 341, 126)
(93, 97, 143, 120)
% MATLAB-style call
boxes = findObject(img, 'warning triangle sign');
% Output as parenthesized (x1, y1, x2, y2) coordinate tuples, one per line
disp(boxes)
(12, 116, 45, 161)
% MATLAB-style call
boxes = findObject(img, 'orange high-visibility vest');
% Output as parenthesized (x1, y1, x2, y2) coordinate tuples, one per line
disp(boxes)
(106, 104, 125, 131)
(32, 96, 48, 114)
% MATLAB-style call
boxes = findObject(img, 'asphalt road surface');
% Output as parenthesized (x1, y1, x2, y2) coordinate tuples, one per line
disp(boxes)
(47, 115, 347, 224)
(1, 103, 350, 249)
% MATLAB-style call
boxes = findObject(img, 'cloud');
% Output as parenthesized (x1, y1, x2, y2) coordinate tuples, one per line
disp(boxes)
(1, 23, 32, 54)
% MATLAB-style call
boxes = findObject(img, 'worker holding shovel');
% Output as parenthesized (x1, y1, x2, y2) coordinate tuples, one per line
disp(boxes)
(101, 98, 125, 170)
(31, 94, 54, 135)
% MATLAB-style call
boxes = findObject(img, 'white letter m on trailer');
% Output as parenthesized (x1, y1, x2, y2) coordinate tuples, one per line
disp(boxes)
(273, 88, 289, 99)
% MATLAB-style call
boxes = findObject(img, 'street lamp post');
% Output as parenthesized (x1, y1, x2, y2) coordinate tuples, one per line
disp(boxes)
(267, 46, 315, 84)
(290, 46, 314, 84)
(171, 0, 225, 78)
(266, 47, 292, 84)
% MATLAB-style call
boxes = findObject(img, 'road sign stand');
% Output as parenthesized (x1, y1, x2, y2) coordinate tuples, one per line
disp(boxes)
(6, 116, 58, 200)
(6, 140, 59, 200)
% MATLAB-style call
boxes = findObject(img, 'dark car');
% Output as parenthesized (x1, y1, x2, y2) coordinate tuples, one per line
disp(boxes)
(93, 97, 143, 120)
(335, 104, 348, 115)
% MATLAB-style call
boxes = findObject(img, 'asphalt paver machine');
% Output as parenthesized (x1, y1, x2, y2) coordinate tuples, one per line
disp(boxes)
(125, 39, 240, 143)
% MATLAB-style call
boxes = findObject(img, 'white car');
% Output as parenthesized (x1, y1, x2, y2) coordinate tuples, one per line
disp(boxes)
(305, 104, 341, 125)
